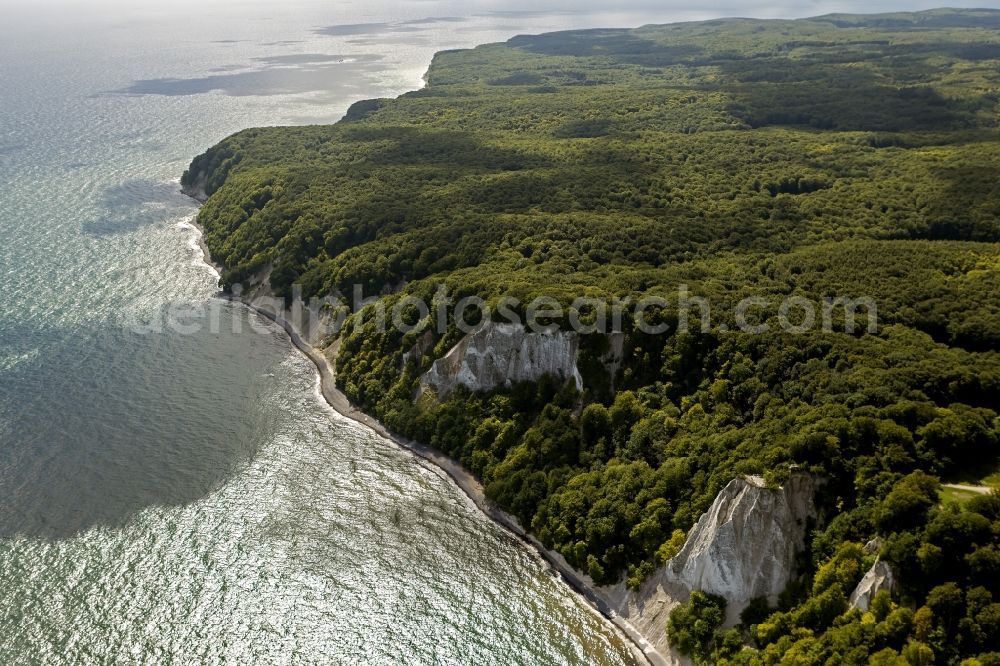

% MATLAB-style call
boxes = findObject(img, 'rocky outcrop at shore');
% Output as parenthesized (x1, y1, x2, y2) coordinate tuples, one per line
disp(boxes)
(179, 177, 208, 203)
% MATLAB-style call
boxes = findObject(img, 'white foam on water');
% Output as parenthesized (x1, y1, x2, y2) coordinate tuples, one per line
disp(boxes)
(177, 215, 221, 278)
(0, 348, 40, 372)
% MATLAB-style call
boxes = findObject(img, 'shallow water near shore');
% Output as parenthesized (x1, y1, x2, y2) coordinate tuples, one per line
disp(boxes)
(0, 2, 684, 663)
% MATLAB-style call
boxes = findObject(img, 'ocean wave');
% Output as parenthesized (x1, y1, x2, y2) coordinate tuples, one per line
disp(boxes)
(0, 348, 40, 373)
(176, 216, 221, 278)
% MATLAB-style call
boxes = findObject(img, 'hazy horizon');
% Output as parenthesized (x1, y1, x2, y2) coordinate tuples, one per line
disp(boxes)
(5, 0, 1000, 29)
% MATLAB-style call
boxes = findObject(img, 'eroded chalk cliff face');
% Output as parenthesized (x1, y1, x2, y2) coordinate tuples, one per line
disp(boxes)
(849, 560, 896, 612)
(419, 322, 583, 398)
(600, 475, 818, 662)
(671, 474, 817, 621)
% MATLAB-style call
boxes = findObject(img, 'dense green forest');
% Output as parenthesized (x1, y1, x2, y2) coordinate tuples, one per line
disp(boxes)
(185, 9, 1000, 664)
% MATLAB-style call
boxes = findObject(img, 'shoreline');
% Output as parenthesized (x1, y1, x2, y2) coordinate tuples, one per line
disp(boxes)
(181, 209, 665, 666)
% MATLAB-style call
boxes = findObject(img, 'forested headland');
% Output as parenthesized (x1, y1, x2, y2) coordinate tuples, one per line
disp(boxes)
(185, 9, 1000, 663)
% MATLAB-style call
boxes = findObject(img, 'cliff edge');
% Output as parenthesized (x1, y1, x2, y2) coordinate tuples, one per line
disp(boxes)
(600, 474, 818, 660)
(419, 322, 583, 398)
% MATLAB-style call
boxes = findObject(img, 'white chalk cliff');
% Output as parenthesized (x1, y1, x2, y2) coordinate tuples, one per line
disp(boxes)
(419, 322, 583, 398)
(670, 474, 816, 616)
(848, 560, 895, 612)
(599, 474, 818, 662)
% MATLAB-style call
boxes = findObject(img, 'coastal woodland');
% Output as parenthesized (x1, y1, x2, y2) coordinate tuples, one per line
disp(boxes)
(185, 10, 1000, 663)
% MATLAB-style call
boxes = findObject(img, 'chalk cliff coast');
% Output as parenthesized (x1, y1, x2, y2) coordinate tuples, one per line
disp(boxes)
(188, 275, 820, 665)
